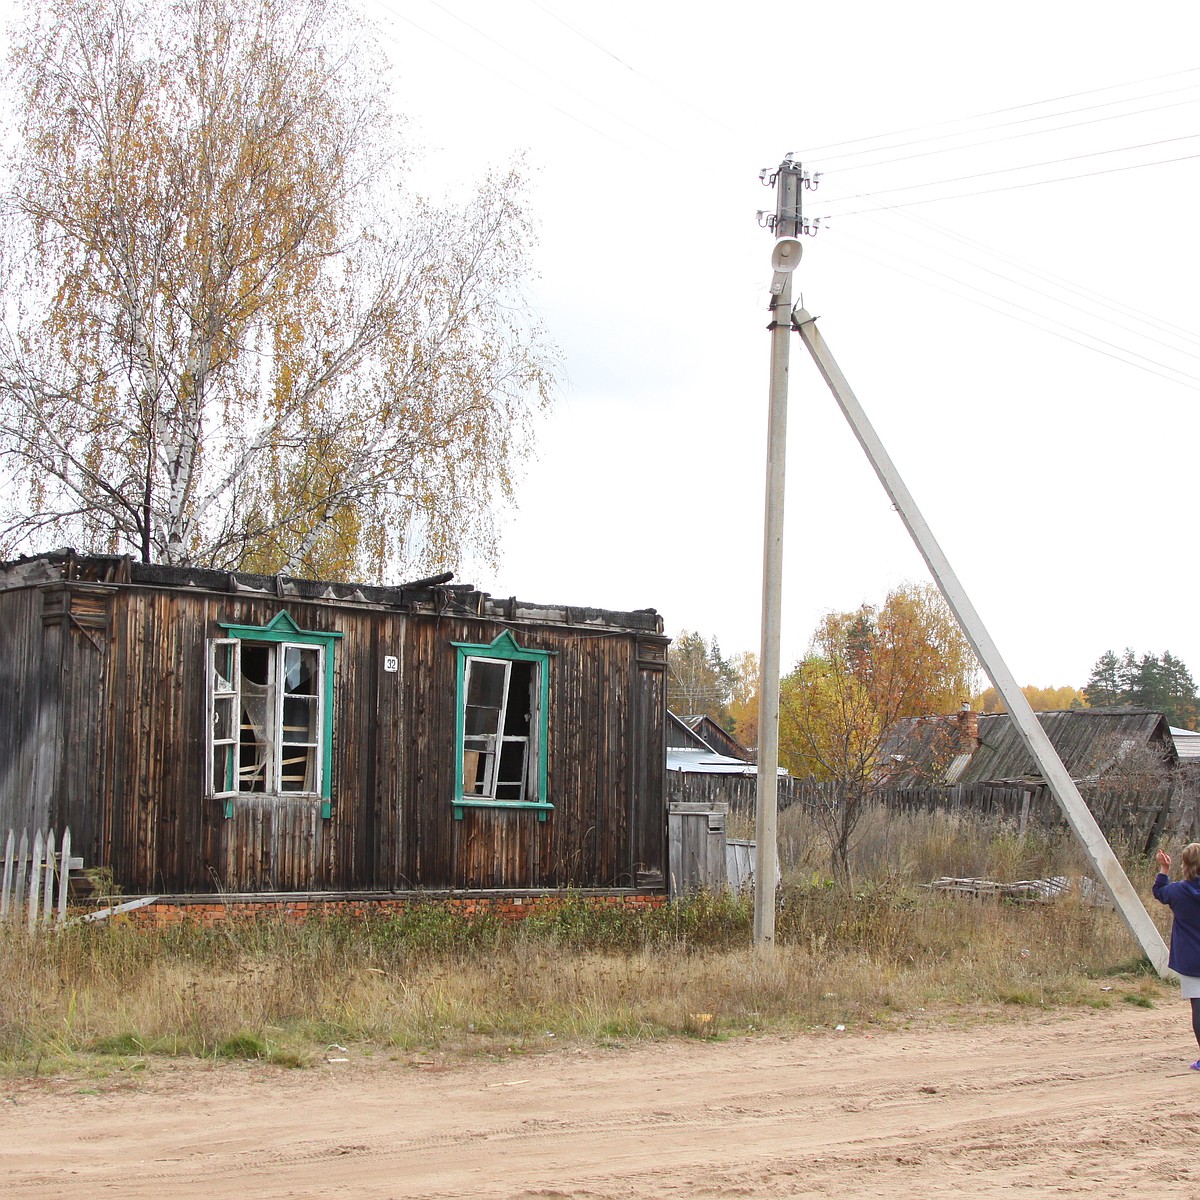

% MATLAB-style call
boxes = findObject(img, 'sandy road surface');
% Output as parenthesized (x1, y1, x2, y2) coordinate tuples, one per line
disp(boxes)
(2, 1005, 1199, 1198)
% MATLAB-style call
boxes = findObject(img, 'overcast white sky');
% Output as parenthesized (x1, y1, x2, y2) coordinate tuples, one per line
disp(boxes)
(373, 0, 1200, 691)
(18, 0, 1200, 692)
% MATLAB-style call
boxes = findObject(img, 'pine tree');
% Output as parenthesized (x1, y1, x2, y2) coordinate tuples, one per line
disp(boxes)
(1083, 651, 1122, 707)
(1161, 653, 1200, 730)
(1084, 648, 1199, 729)
(1131, 654, 1165, 709)
(1118, 649, 1140, 698)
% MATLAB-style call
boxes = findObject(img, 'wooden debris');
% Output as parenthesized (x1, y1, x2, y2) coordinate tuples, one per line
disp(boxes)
(925, 875, 1110, 906)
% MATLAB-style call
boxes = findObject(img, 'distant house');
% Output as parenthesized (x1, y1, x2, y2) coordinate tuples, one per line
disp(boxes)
(666, 711, 761, 777)
(0, 551, 669, 896)
(674, 714, 754, 763)
(881, 707, 1176, 787)
(672, 710, 753, 768)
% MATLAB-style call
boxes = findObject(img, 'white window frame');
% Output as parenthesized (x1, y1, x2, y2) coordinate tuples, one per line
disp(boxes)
(452, 631, 554, 821)
(207, 635, 329, 812)
(461, 655, 534, 803)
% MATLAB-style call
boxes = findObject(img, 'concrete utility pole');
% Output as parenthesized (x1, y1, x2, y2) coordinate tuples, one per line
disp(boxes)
(789, 307, 1170, 976)
(754, 157, 807, 949)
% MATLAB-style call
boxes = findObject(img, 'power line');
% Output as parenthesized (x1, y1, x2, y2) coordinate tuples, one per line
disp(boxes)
(812, 176, 1200, 359)
(362, 0, 658, 161)
(826, 92, 1200, 175)
(886, 205, 1200, 351)
(829, 225, 1200, 387)
(358, 8, 1200, 387)
(811, 170, 1200, 388)
(817, 148, 1200, 217)
(820, 131, 1200, 207)
(527, 0, 642, 74)
(826, 234, 1200, 393)
(853, 219, 1200, 366)
(795, 66, 1200, 156)
(423, 0, 679, 153)
(524, 0, 747, 137)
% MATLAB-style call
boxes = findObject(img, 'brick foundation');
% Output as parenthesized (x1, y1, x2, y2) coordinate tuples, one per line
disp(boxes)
(113, 890, 667, 927)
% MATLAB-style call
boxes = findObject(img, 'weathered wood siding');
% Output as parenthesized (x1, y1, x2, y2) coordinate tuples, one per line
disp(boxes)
(399, 616, 666, 890)
(0, 585, 63, 838)
(632, 639, 668, 888)
(1, 563, 667, 895)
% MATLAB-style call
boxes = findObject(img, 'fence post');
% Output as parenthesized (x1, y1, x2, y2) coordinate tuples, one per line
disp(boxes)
(57, 828, 73, 924)
(41, 829, 57, 927)
(1, 829, 14, 921)
(27, 829, 44, 933)
(13, 830, 28, 915)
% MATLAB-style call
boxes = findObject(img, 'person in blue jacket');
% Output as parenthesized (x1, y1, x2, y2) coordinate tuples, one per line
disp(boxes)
(1153, 842, 1200, 1070)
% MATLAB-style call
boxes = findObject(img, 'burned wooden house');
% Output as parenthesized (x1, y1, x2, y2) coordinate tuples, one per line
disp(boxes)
(0, 552, 669, 896)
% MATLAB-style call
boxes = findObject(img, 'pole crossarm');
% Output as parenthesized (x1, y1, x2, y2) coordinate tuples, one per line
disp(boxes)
(791, 307, 1170, 977)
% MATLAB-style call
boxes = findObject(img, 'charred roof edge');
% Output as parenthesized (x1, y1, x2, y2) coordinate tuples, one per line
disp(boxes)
(0, 551, 665, 635)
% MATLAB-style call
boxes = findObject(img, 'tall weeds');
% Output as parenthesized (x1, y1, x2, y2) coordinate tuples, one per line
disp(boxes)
(775, 800, 1097, 884)
(0, 812, 1172, 1072)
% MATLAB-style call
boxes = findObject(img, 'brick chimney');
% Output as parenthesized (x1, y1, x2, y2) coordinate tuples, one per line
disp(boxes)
(957, 702, 979, 752)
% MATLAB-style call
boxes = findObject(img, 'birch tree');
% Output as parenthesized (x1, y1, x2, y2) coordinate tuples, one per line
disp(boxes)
(0, 0, 553, 578)
(667, 631, 735, 721)
(726, 650, 759, 750)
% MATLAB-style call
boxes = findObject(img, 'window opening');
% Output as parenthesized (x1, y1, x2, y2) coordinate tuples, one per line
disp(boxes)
(280, 646, 321, 793)
(210, 640, 239, 796)
(462, 657, 535, 802)
(238, 643, 273, 793)
(208, 612, 340, 816)
(452, 632, 553, 820)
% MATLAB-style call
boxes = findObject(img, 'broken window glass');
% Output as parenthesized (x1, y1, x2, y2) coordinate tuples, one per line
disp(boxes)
(461, 655, 536, 803)
(208, 637, 326, 798)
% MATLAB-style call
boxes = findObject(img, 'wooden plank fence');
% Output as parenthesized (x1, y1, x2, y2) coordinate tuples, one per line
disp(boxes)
(1, 828, 82, 930)
(668, 772, 1195, 855)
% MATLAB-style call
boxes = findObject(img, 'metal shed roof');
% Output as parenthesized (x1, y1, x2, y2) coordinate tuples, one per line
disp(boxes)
(1172, 727, 1200, 760)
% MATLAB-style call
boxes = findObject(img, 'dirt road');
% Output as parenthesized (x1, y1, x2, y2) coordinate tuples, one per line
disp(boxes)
(3, 1004, 1198, 1198)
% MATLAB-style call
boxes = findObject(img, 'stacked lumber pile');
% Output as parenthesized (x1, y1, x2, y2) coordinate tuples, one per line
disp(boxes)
(925, 875, 1110, 905)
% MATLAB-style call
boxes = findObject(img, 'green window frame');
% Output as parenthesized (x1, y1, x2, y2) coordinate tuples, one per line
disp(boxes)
(452, 631, 554, 821)
(208, 611, 342, 818)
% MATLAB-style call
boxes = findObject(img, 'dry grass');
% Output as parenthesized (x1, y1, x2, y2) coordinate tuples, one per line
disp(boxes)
(0, 810, 1172, 1075)
(773, 801, 1098, 884)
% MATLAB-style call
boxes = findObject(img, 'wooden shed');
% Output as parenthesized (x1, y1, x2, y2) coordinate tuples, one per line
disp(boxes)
(0, 551, 669, 896)
(880, 707, 1176, 787)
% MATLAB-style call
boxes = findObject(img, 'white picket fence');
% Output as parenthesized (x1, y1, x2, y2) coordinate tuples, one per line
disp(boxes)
(1, 828, 82, 931)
